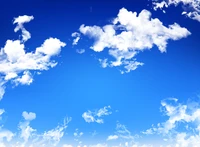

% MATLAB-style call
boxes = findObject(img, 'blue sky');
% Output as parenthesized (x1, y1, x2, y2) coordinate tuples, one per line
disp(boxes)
(0, 0, 200, 146)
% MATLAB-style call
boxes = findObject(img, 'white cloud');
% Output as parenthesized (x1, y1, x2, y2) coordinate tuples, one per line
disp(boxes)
(14, 71, 33, 85)
(115, 122, 135, 140)
(72, 32, 80, 45)
(89, 144, 108, 147)
(11, 113, 71, 147)
(98, 59, 108, 68)
(77, 8, 190, 73)
(19, 112, 37, 144)
(42, 117, 72, 146)
(76, 49, 85, 54)
(0, 99, 200, 147)
(0, 81, 5, 100)
(63, 145, 73, 147)
(0, 16, 66, 100)
(0, 130, 14, 142)
(107, 135, 118, 141)
(82, 106, 112, 124)
(0, 109, 5, 121)
(0, 143, 5, 147)
(13, 15, 34, 42)
(22, 111, 36, 121)
(0, 109, 5, 116)
(74, 129, 83, 138)
(73, 129, 83, 144)
(152, 0, 200, 22)
(143, 98, 200, 135)
(35, 37, 65, 56)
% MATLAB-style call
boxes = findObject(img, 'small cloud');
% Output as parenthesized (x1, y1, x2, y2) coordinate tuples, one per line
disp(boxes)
(76, 49, 85, 54)
(99, 59, 108, 68)
(13, 15, 34, 42)
(71, 32, 80, 45)
(22, 111, 36, 121)
(82, 106, 112, 124)
(107, 135, 118, 141)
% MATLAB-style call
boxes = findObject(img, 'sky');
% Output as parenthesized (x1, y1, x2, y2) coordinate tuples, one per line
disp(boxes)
(0, 0, 200, 146)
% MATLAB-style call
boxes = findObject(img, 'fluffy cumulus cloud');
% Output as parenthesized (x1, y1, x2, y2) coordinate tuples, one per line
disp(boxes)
(74, 8, 190, 73)
(0, 15, 66, 100)
(152, 0, 200, 22)
(82, 106, 112, 124)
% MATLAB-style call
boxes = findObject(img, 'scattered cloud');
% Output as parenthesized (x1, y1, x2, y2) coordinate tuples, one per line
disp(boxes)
(115, 122, 135, 140)
(0, 109, 71, 147)
(152, 0, 200, 22)
(143, 98, 200, 135)
(74, 129, 83, 138)
(0, 98, 199, 146)
(0, 16, 66, 100)
(73, 128, 83, 144)
(98, 59, 108, 68)
(82, 106, 112, 124)
(75, 8, 190, 73)
(142, 98, 200, 146)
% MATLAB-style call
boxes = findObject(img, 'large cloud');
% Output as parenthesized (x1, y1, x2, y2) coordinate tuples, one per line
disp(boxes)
(74, 8, 191, 73)
(0, 15, 66, 100)
(152, 0, 200, 22)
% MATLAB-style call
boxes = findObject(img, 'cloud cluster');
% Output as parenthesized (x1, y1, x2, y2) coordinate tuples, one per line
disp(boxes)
(143, 98, 200, 146)
(75, 8, 190, 73)
(0, 110, 71, 147)
(0, 15, 66, 100)
(0, 98, 199, 146)
(153, 0, 200, 22)
(82, 106, 112, 124)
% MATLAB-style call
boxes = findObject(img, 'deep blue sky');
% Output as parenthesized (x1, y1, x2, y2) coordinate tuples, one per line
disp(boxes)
(0, 0, 200, 146)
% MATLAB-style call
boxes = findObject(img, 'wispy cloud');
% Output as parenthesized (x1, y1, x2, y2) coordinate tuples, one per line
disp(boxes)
(0, 110, 72, 147)
(82, 106, 112, 124)
(107, 135, 118, 141)
(76, 49, 85, 54)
